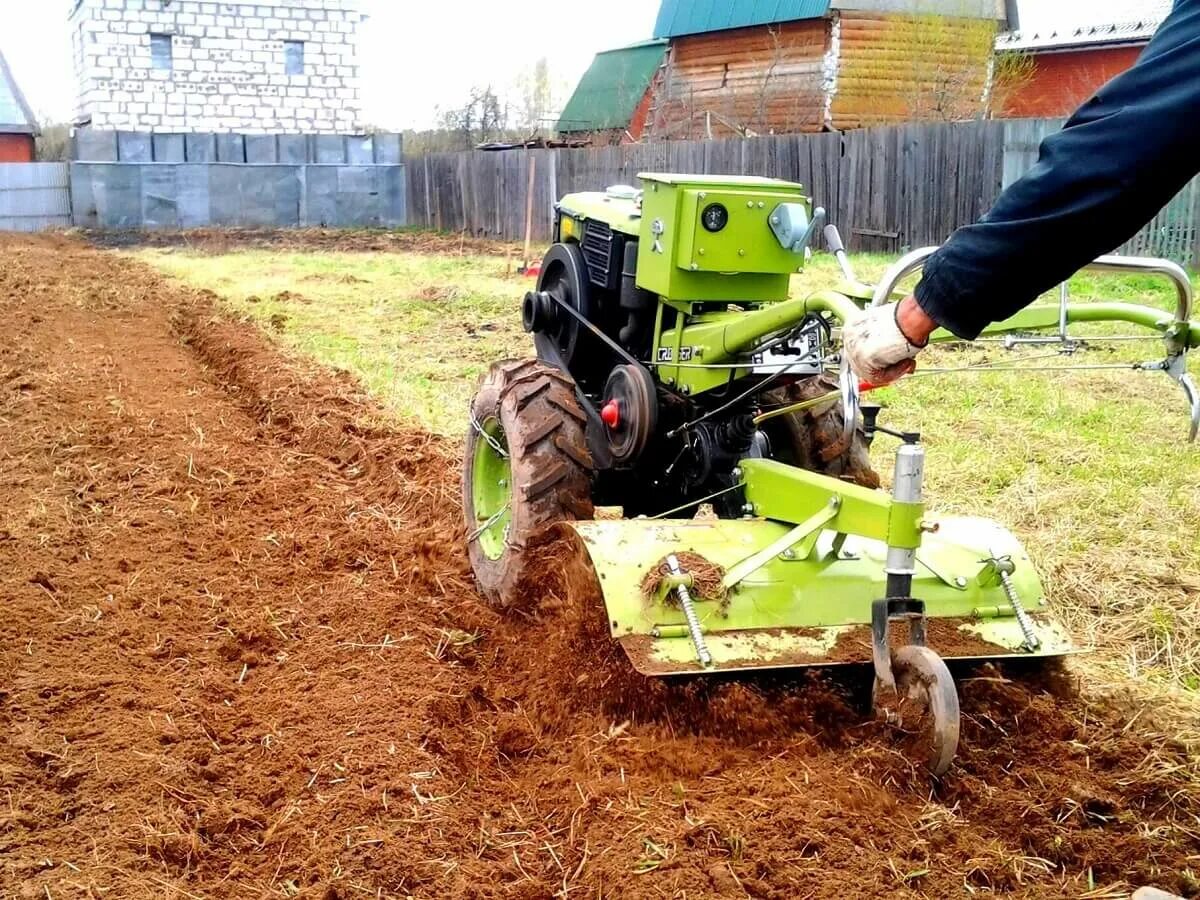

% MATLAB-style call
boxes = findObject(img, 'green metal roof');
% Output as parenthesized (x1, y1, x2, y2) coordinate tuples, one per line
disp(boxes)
(556, 40, 667, 134)
(653, 0, 832, 38)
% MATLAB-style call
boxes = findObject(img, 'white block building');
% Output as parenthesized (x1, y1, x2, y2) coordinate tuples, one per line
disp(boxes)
(69, 0, 363, 133)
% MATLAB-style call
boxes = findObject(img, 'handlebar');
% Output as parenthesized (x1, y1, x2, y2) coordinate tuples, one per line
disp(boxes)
(870, 247, 1194, 327)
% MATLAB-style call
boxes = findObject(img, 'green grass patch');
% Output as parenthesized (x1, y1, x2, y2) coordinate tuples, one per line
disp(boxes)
(136, 241, 1200, 704)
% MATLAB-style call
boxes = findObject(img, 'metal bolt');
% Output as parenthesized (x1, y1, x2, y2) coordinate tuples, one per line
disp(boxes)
(742, 503, 756, 515)
(738, 249, 745, 256)
(955, 576, 967, 588)
(758, 201, 765, 208)
(698, 248, 705, 255)
(680, 384, 691, 395)
(498, 479, 507, 488)
(771, 216, 780, 225)
(781, 548, 796, 560)
(698, 191, 706, 199)
(690, 263, 698, 271)
(746, 201, 754, 208)
(731, 466, 743, 479)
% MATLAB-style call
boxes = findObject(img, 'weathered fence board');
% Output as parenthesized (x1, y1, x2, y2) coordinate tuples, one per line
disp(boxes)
(405, 118, 1200, 266)
(0, 163, 72, 232)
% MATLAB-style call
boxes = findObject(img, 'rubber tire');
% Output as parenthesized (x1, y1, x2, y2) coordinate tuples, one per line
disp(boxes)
(760, 373, 880, 489)
(463, 359, 594, 607)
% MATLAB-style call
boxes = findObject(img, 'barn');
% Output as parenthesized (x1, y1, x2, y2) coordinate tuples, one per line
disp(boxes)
(994, 4, 1169, 118)
(558, 0, 1012, 142)
(557, 40, 669, 144)
(0, 48, 37, 162)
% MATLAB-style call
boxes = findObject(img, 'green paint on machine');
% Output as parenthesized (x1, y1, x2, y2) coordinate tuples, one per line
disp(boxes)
(573, 513, 1070, 676)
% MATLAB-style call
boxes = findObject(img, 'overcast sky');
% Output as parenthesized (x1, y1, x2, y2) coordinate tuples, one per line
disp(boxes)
(0, 1, 1167, 129)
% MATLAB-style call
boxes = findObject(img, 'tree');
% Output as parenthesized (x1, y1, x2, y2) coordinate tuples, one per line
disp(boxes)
(35, 123, 71, 162)
(437, 86, 510, 150)
(892, 4, 998, 123)
(518, 58, 552, 134)
(986, 49, 1038, 118)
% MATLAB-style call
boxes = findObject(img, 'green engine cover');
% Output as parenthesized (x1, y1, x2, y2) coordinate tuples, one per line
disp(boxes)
(556, 173, 813, 305)
(637, 173, 811, 303)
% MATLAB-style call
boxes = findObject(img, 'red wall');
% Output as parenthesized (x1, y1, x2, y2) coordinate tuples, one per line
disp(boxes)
(1002, 45, 1143, 118)
(0, 134, 35, 162)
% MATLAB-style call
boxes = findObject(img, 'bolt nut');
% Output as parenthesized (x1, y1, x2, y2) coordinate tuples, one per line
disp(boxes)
(771, 216, 780, 225)
(698, 191, 706, 199)
(738, 249, 745, 256)
(698, 248, 705, 256)
(746, 201, 754, 208)
(742, 503, 756, 515)
(690, 263, 699, 271)
(955, 576, 968, 588)
(758, 201, 765, 208)
(781, 548, 796, 560)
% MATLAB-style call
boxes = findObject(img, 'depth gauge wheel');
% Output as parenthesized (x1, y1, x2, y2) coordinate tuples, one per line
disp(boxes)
(462, 359, 595, 607)
(874, 645, 961, 777)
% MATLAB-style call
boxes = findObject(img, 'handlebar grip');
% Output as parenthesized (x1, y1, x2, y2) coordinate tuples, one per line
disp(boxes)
(823, 224, 846, 255)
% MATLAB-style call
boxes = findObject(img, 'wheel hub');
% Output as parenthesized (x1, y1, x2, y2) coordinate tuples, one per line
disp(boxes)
(470, 416, 512, 561)
(602, 363, 657, 464)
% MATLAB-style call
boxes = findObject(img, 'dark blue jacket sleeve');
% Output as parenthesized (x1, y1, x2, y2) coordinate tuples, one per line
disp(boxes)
(914, 0, 1200, 339)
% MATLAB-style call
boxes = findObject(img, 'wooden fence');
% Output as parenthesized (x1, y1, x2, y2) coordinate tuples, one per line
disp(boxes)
(405, 118, 1200, 265)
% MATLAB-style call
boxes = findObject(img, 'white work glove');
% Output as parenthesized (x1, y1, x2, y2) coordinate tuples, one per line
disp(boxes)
(842, 303, 926, 386)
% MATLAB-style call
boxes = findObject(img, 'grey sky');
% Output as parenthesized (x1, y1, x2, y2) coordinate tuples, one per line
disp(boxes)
(0, 1, 1166, 129)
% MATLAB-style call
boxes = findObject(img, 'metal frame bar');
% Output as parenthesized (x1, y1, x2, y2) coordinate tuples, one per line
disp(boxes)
(870, 246, 1194, 333)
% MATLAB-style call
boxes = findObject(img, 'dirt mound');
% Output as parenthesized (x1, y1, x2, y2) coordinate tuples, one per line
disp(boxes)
(0, 233, 1197, 898)
(85, 226, 521, 257)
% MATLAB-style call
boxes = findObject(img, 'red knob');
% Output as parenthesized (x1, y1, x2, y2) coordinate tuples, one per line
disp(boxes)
(600, 399, 621, 429)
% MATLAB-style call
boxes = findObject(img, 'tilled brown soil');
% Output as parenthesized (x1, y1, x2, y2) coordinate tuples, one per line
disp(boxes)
(1, 234, 1198, 899)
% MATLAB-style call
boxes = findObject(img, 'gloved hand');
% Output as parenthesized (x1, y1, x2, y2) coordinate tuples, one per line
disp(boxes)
(842, 301, 928, 386)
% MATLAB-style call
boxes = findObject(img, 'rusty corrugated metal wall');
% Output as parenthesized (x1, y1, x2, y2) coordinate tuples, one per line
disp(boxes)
(831, 11, 996, 129)
(647, 20, 830, 140)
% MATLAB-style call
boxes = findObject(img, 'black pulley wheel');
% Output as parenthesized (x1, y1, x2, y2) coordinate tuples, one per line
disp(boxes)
(529, 243, 600, 384)
(601, 363, 658, 465)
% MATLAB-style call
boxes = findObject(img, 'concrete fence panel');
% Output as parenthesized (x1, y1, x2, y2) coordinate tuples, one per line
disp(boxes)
(70, 162, 406, 230)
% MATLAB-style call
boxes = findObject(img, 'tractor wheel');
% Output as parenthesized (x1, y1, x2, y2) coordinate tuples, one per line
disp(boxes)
(462, 358, 594, 607)
(760, 374, 880, 489)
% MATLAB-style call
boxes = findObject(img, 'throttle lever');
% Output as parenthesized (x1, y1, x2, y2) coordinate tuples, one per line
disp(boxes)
(824, 224, 857, 283)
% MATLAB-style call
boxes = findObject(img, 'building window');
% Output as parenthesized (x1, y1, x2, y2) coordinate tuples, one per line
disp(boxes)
(150, 33, 173, 70)
(284, 41, 305, 75)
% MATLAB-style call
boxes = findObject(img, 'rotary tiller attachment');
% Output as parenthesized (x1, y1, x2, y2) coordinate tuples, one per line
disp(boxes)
(570, 436, 1072, 776)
